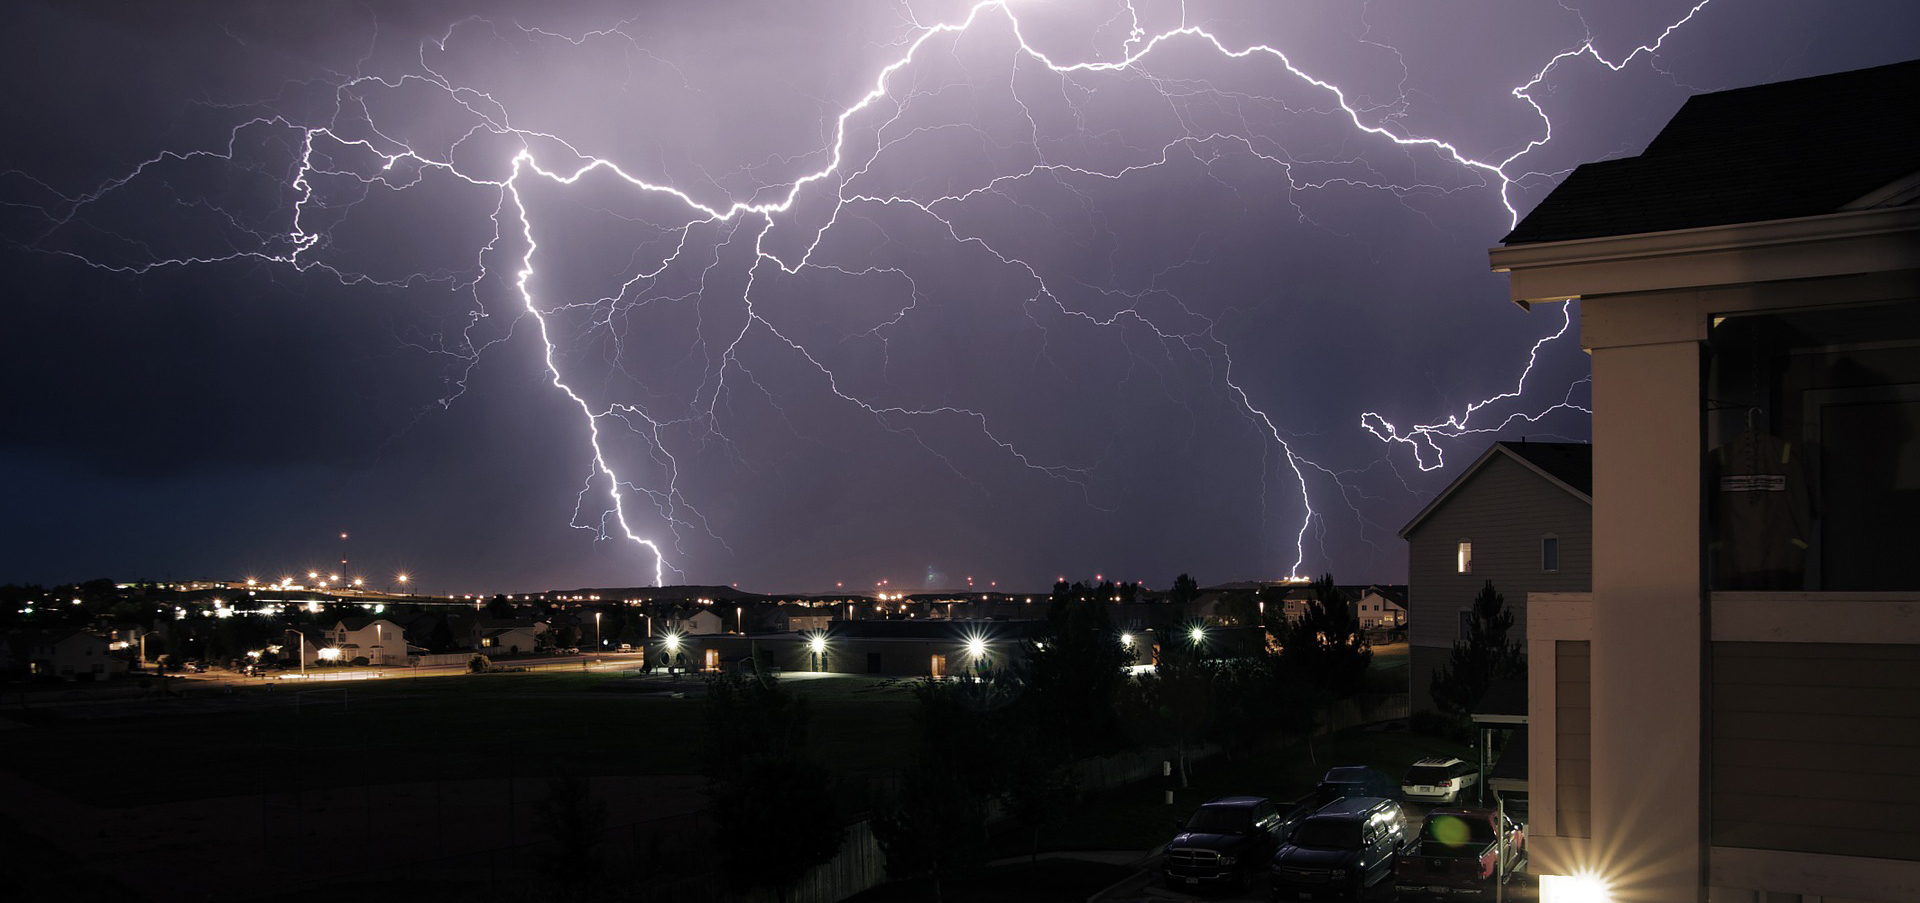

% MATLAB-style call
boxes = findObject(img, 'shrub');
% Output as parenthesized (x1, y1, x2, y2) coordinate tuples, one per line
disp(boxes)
(1408, 710, 1472, 744)
(469, 654, 491, 673)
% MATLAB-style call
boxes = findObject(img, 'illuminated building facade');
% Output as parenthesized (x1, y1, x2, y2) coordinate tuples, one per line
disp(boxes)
(1491, 60, 1920, 903)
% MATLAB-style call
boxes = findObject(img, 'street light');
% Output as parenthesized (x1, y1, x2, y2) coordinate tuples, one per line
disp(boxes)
(285, 628, 306, 677)
(807, 632, 827, 671)
(595, 611, 602, 650)
(663, 632, 683, 673)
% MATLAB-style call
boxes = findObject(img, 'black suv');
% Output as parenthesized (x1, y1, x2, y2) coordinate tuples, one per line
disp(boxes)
(1162, 796, 1304, 892)
(1269, 796, 1408, 900)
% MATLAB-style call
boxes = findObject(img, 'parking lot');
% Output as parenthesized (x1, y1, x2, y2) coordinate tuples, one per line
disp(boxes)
(1092, 798, 1537, 903)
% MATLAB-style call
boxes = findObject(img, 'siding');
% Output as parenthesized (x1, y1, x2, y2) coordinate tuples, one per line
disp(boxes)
(1405, 451, 1592, 711)
(1556, 640, 1591, 839)
(1710, 642, 1920, 861)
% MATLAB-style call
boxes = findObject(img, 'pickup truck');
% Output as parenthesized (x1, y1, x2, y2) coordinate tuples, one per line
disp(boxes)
(1394, 807, 1524, 900)
(1161, 796, 1304, 892)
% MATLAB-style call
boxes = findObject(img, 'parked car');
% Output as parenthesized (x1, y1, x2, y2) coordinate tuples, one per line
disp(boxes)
(1400, 756, 1479, 805)
(1316, 765, 1402, 806)
(1394, 807, 1525, 900)
(1269, 796, 1408, 900)
(1161, 795, 1306, 893)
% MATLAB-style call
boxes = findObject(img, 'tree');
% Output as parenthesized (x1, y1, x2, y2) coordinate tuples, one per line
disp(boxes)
(702, 655, 845, 903)
(1275, 575, 1372, 758)
(485, 594, 515, 619)
(1430, 580, 1525, 718)
(1018, 597, 1133, 759)
(1169, 573, 1200, 606)
(1214, 592, 1261, 627)
(1117, 635, 1216, 787)
(1276, 574, 1372, 701)
(874, 676, 1016, 900)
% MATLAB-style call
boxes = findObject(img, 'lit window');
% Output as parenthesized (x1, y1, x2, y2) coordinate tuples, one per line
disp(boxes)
(1542, 535, 1560, 572)
(1457, 540, 1473, 574)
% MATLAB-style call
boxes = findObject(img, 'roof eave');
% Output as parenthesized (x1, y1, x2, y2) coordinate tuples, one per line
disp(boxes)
(1490, 205, 1920, 307)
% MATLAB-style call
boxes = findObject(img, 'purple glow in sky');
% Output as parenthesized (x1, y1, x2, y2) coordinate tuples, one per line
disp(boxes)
(3, 1, 1914, 593)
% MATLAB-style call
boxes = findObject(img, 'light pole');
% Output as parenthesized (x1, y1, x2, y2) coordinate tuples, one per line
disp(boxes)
(286, 628, 306, 677)
(595, 611, 602, 651)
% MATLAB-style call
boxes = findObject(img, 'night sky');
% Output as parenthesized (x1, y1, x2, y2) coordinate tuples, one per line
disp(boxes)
(4, 1, 1913, 594)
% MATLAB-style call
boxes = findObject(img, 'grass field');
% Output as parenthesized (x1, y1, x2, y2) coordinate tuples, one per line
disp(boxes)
(1, 651, 1441, 902)
(0, 671, 920, 807)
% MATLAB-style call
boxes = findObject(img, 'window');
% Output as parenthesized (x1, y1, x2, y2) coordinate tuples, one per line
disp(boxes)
(1457, 540, 1473, 574)
(1542, 534, 1560, 572)
(1705, 300, 1920, 591)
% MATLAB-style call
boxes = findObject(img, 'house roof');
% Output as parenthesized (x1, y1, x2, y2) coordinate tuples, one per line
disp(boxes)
(1398, 441, 1591, 538)
(1504, 59, 1920, 245)
(1353, 584, 1407, 606)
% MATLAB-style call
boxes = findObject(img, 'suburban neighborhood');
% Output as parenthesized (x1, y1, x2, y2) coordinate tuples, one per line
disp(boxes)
(1, 28, 1913, 903)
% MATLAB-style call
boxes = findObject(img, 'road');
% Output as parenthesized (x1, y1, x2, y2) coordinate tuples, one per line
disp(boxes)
(176, 650, 652, 685)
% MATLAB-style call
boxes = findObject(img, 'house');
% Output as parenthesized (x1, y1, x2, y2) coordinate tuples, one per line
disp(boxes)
(1350, 585, 1407, 630)
(0, 629, 120, 681)
(326, 618, 407, 666)
(662, 608, 723, 636)
(775, 606, 833, 634)
(1488, 60, 1920, 903)
(471, 619, 547, 656)
(1398, 441, 1592, 713)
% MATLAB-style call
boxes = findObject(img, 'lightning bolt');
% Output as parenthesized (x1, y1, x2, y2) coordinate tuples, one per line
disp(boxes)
(4, 0, 1719, 584)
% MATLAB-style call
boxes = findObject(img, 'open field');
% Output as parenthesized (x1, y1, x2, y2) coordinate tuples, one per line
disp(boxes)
(0, 670, 922, 902)
(0, 671, 919, 807)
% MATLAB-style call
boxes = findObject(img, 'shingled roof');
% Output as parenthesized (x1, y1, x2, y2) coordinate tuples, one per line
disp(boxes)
(1503, 59, 1920, 245)
(1499, 440, 1593, 497)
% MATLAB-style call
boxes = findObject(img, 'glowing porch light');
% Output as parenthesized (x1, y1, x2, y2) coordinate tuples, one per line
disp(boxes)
(1540, 872, 1612, 903)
